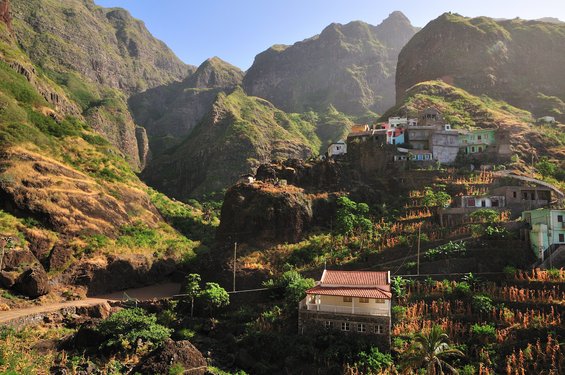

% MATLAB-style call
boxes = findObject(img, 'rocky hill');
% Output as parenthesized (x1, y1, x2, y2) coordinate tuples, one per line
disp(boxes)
(129, 57, 244, 157)
(244, 11, 418, 116)
(396, 13, 565, 122)
(8, 0, 193, 169)
(141, 88, 318, 199)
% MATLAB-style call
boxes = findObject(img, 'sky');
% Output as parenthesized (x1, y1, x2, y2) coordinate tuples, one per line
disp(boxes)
(95, 0, 565, 70)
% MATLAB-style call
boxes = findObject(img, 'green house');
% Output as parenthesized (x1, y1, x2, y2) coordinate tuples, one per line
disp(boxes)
(522, 209, 565, 260)
(459, 129, 496, 154)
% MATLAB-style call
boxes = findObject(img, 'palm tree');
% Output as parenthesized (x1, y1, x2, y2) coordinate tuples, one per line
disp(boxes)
(402, 325, 464, 375)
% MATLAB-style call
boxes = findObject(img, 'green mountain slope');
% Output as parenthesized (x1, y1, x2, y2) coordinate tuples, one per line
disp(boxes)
(142, 88, 319, 199)
(0, 24, 209, 300)
(396, 13, 565, 121)
(9, 0, 193, 169)
(129, 57, 244, 158)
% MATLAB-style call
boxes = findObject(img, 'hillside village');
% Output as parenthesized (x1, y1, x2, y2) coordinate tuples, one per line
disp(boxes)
(0, 1, 564, 374)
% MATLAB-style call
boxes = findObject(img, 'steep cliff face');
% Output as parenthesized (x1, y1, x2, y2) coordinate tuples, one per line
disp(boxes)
(396, 13, 565, 121)
(141, 88, 316, 199)
(12, 0, 190, 94)
(243, 12, 418, 115)
(129, 57, 244, 157)
(9, 0, 193, 169)
(0, 0, 11, 32)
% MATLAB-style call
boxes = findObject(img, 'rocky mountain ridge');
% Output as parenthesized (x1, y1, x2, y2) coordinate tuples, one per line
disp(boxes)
(243, 11, 419, 116)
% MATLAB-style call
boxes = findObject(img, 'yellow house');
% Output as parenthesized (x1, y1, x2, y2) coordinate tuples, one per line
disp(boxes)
(298, 270, 392, 344)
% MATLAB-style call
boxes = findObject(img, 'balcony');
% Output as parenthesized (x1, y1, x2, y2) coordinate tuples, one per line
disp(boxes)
(300, 301, 390, 317)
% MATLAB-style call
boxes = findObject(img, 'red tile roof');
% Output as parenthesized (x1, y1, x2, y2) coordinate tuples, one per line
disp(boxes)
(320, 270, 389, 287)
(306, 285, 392, 299)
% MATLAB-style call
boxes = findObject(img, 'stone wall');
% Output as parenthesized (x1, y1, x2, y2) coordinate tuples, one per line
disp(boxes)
(298, 310, 391, 350)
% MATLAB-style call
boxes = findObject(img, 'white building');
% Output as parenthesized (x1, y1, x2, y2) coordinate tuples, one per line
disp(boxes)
(327, 140, 347, 157)
(299, 270, 391, 342)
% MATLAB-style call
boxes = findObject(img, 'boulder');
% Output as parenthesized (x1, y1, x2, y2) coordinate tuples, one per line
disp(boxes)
(132, 339, 207, 375)
(47, 242, 74, 272)
(2, 248, 38, 271)
(13, 266, 50, 298)
(0, 271, 17, 288)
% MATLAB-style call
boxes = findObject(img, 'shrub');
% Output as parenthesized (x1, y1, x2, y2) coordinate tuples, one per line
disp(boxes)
(470, 323, 496, 339)
(354, 347, 393, 373)
(453, 281, 471, 298)
(97, 308, 171, 353)
(503, 265, 517, 279)
(424, 241, 466, 261)
(472, 295, 494, 315)
(392, 305, 407, 321)
(264, 270, 315, 308)
(200, 282, 230, 315)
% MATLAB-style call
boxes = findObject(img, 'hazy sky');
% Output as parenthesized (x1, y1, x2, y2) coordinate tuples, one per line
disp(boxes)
(95, 0, 565, 70)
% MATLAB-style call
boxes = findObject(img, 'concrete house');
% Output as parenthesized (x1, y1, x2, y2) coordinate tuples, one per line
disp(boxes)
(382, 123, 405, 145)
(299, 270, 392, 346)
(459, 129, 496, 154)
(327, 140, 347, 157)
(431, 125, 461, 164)
(522, 209, 565, 261)
(492, 185, 552, 216)
(460, 195, 506, 208)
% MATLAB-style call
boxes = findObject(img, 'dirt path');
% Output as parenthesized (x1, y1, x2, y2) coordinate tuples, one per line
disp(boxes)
(0, 282, 181, 325)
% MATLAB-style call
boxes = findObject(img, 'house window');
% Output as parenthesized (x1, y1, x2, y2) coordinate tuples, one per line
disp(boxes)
(481, 200, 487, 207)
(343, 297, 352, 302)
(341, 322, 350, 332)
(559, 234, 565, 243)
(471, 147, 476, 153)
(467, 199, 476, 207)
(375, 325, 384, 334)
(513, 191, 517, 199)
(478, 135, 482, 140)
(357, 323, 366, 333)
(325, 321, 333, 329)
(359, 298, 369, 304)
(375, 299, 385, 304)
(523, 192, 528, 200)
(558, 215, 563, 223)
(478, 146, 483, 152)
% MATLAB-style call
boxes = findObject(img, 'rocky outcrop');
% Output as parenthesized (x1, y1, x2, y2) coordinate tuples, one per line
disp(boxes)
(14, 266, 50, 298)
(396, 13, 565, 121)
(135, 126, 151, 168)
(132, 339, 207, 375)
(141, 88, 313, 199)
(65, 255, 177, 295)
(217, 182, 337, 245)
(243, 12, 418, 115)
(0, 0, 11, 32)
(129, 57, 243, 157)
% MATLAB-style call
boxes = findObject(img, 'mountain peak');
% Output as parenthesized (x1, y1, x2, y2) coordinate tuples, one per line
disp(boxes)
(185, 57, 243, 89)
(374, 11, 418, 50)
(384, 11, 410, 23)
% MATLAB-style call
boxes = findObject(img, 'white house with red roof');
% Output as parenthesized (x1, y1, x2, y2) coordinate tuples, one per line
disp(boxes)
(298, 270, 392, 345)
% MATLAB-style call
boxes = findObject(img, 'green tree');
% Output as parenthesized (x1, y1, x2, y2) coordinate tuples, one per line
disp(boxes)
(97, 308, 171, 353)
(200, 282, 230, 315)
(391, 276, 408, 301)
(184, 273, 201, 318)
(422, 187, 452, 208)
(335, 196, 373, 238)
(263, 270, 315, 308)
(402, 325, 464, 375)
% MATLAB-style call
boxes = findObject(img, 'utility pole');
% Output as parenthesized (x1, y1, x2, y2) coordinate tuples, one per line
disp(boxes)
(233, 242, 237, 292)
(417, 223, 421, 276)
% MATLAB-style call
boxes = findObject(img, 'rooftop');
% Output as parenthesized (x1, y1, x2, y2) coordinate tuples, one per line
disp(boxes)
(305, 285, 392, 299)
(320, 270, 390, 287)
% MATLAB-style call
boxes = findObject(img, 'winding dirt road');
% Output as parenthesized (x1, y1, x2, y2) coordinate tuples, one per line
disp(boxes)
(0, 282, 181, 325)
